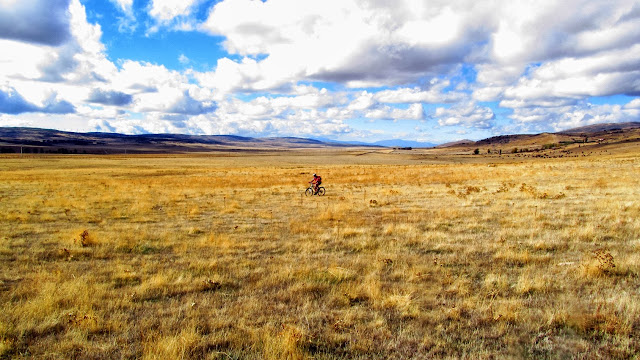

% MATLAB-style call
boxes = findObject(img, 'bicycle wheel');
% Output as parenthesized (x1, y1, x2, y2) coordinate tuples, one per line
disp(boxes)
(305, 188, 314, 196)
(317, 187, 325, 196)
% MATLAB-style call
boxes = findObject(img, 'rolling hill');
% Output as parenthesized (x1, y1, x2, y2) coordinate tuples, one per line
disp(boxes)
(438, 122, 640, 152)
(0, 127, 359, 154)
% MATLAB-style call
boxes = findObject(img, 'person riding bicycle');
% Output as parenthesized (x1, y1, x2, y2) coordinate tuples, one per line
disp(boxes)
(310, 173, 322, 194)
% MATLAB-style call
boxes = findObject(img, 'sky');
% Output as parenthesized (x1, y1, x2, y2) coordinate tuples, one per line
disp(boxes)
(1, 0, 639, 144)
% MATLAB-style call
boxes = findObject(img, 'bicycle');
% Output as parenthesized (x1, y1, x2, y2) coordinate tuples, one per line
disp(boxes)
(305, 184, 325, 196)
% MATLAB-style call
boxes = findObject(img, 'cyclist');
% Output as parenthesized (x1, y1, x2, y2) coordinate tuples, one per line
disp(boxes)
(310, 173, 322, 194)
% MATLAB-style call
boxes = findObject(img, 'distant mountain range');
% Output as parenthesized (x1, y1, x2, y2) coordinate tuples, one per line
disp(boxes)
(0, 127, 361, 154)
(312, 137, 437, 148)
(1, 122, 639, 154)
(370, 139, 438, 148)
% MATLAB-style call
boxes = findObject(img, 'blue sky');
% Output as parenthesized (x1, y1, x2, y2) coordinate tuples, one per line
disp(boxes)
(1, 0, 639, 144)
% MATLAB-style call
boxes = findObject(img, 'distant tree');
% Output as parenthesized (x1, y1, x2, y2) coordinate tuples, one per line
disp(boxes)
(512, 147, 518, 154)
(473, 148, 480, 155)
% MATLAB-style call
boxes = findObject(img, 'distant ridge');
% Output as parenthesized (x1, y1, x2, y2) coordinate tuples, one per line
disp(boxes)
(0, 127, 360, 154)
(438, 122, 640, 149)
(557, 122, 640, 134)
(371, 139, 437, 148)
(310, 137, 436, 148)
(436, 139, 474, 148)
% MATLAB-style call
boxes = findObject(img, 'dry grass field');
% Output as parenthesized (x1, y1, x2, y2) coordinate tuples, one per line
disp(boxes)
(1, 147, 639, 359)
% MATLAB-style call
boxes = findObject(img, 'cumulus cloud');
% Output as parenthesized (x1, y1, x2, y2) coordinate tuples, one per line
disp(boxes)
(365, 103, 424, 120)
(146, 0, 206, 32)
(112, 60, 182, 93)
(483, 44, 640, 109)
(136, 88, 216, 115)
(0, 86, 75, 114)
(489, 0, 640, 64)
(216, 87, 346, 122)
(348, 91, 376, 111)
(510, 100, 640, 132)
(200, 0, 492, 92)
(87, 88, 133, 106)
(624, 98, 640, 109)
(149, 0, 200, 21)
(434, 102, 494, 128)
(198, 0, 640, 128)
(0, 87, 38, 114)
(168, 90, 216, 115)
(374, 80, 465, 104)
(470, 0, 640, 124)
(0, 0, 115, 85)
(42, 93, 76, 114)
(0, 0, 71, 46)
(92, 105, 354, 138)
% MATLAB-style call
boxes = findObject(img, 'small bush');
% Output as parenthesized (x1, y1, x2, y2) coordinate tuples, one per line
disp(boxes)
(593, 249, 616, 273)
(76, 229, 97, 247)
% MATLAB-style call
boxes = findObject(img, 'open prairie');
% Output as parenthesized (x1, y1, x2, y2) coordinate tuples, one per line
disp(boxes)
(1, 147, 639, 359)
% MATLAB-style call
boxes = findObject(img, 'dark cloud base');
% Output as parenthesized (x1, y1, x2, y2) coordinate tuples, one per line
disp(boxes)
(0, 0, 72, 46)
(88, 88, 134, 106)
(0, 88, 75, 115)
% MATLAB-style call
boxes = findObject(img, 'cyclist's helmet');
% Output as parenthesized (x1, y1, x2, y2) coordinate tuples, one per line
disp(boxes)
(313, 173, 316, 176)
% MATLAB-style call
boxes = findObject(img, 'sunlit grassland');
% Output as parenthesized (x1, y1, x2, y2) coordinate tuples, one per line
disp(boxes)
(0, 150, 639, 359)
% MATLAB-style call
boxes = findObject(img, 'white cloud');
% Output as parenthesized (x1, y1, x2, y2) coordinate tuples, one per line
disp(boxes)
(112, 60, 184, 93)
(623, 98, 640, 109)
(198, 0, 640, 113)
(149, 0, 200, 21)
(478, 43, 640, 111)
(135, 87, 215, 115)
(472, 0, 640, 120)
(0, 0, 107, 85)
(109, 0, 136, 33)
(489, 0, 640, 63)
(512, 44, 640, 99)
(0, 0, 113, 111)
(270, 88, 345, 109)
(146, 0, 207, 32)
(213, 87, 346, 121)
(200, 0, 492, 92)
(0, 113, 32, 127)
(365, 103, 424, 120)
(102, 105, 355, 138)
(194, 57, 263, 95)
(348, 91, 376, 111)
(435, 102, 494, 128)
(374, 80, 464, 104)
(475, 63, 528, 87)
(509, 100, 640, 132)
(0, 0, 114, 85)
(110, 0, 133, 13)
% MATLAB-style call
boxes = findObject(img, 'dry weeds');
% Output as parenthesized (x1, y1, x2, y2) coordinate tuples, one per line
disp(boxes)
(0, 150, 639, 359)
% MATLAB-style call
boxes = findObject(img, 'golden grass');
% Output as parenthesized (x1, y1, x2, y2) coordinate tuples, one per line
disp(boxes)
(0, 150, 639, 358)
